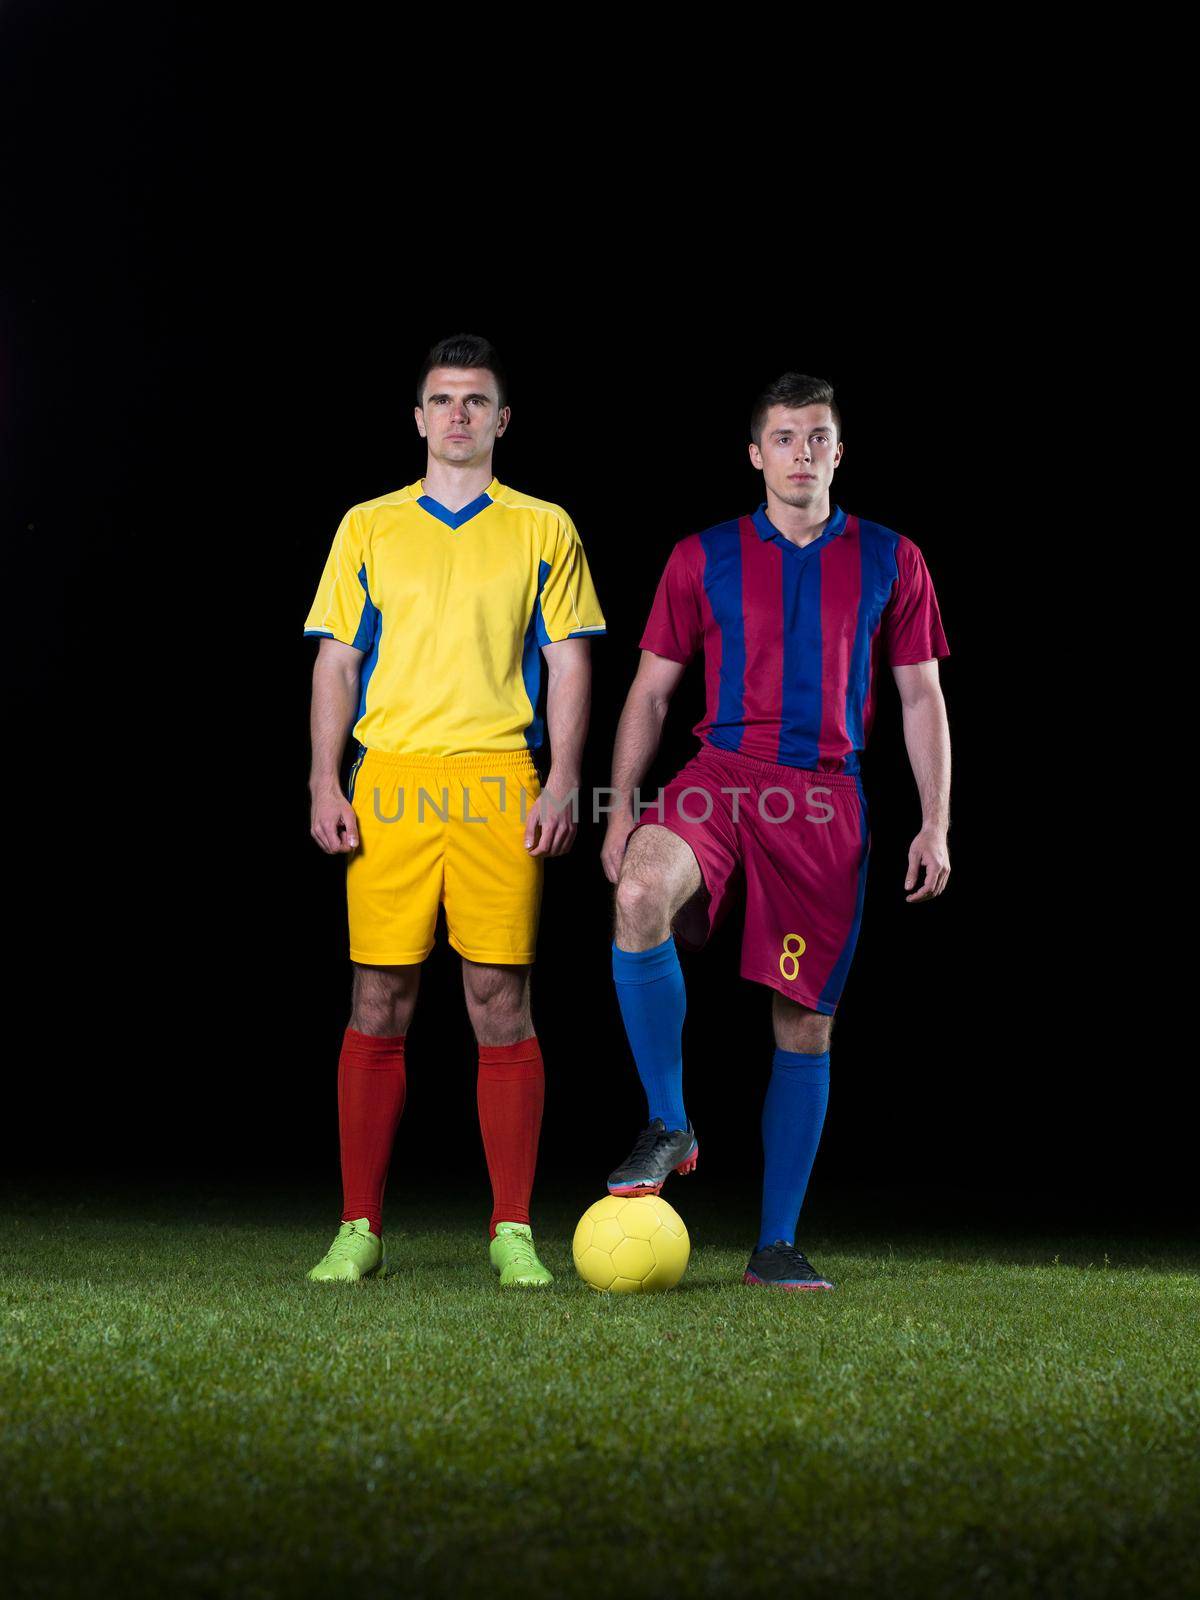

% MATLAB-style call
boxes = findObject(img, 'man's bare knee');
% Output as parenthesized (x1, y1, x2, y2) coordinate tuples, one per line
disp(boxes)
(614, 869, 673, 949)
(462, 960, 532, 1047)
(614, 826, 701, 951)
(350, 963, 420, 1035)
(772, 991, 833, 1054)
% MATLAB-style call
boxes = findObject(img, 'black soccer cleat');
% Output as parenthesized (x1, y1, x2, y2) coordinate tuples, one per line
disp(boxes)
(607, 1118, 699, 1197)
(743, 1240, 835, 1291)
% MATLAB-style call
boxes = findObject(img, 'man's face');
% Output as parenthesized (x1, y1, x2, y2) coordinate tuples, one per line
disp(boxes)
(748, 403, 843, 510)
(414, 366, 509, 468)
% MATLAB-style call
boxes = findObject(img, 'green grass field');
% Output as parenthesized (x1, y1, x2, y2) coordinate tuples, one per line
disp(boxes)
(2, 1184, 1197, 1599)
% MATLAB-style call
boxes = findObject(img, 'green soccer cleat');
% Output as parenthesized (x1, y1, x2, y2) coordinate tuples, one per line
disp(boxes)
(489, 1221, 554, 1287)
(307, 1217, 386, 1283)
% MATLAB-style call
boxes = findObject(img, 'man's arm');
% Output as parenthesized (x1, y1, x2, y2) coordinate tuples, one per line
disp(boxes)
(600, 650, 688, 884)
(525, 637, 592, 857)
(309, 637, 364, 854)
(892, 659, 951, 903)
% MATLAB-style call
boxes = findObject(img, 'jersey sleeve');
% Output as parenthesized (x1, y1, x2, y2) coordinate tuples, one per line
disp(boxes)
(882, 537, 950, 667)
(639, 536, 703, 664)
(536, 510, 607, 644)
(303, 509, 375, 650)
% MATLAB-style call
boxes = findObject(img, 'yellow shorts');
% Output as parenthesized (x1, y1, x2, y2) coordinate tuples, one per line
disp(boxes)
(346, 748, 544, 966)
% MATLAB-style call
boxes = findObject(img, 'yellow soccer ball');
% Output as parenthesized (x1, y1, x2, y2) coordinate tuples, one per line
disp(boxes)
(572, 1194, 690, 1292)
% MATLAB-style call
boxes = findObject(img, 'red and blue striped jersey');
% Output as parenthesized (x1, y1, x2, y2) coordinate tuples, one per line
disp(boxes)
(640, 504, 949, 776)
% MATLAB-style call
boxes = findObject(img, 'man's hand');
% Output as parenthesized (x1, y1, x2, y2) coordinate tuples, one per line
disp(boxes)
(601, 804, 637, 884)
(311, 788, 360, 854)
(524, 774, 578, 858)
(904, 825, 949, 902)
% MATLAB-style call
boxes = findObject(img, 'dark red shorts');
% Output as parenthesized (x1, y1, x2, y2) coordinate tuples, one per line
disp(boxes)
(628, 743, 871, 1014)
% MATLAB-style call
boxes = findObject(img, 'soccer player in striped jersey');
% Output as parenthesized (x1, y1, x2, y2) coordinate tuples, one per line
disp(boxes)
(601, 373, 950, 1291)
(303, 334, 605, 1286)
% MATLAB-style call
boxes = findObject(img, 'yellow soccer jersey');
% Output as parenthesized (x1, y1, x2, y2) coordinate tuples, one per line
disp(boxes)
(303, 477, 606, 756)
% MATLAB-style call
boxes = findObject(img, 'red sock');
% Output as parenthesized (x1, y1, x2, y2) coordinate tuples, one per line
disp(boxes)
(338, 1027, 407, 1237)
(477, 1036, 544, 1238)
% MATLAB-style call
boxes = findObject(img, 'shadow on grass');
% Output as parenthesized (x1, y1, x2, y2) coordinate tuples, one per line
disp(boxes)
(2, 1179, 1197, 1277)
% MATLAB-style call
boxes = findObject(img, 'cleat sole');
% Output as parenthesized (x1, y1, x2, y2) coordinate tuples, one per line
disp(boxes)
(742, 1270, 834, 1291)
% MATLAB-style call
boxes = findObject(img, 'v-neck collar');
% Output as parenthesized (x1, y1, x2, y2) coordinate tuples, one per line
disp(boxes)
(751, 501, 846, 557)
(413, 477, 499, 530)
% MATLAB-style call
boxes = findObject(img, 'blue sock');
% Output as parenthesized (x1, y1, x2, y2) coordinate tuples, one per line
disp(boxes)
(757, 1048, 830, 1250)
(611, 936, 688, 1131)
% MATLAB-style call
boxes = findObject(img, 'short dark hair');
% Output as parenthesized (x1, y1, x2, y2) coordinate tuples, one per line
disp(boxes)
(416, 334, 507, 410)
(750, 373, 840, 446)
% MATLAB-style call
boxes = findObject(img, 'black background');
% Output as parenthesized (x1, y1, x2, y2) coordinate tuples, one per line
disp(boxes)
(4, 8, 1181, 1226)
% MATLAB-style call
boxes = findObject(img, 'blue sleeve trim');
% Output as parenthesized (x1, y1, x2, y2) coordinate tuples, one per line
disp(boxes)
(521, 559, 553, 749)
(353, 564, 383, 722)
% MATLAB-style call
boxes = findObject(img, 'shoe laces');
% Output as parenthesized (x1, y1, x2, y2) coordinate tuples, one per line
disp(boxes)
(762, 1240, 817, 1275)
(626, 1121, 671, 1165)
(498, 1231, 539, 1271)
(325, 1223, 367, 1261)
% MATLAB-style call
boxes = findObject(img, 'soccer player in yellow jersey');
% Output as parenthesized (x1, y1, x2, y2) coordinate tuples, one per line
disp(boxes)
(302, 334, 606, 1286)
